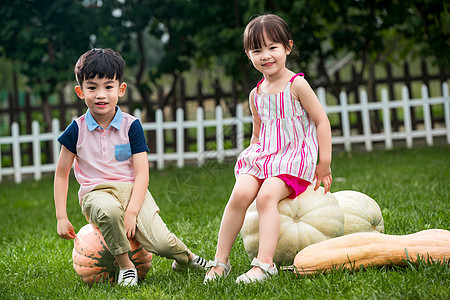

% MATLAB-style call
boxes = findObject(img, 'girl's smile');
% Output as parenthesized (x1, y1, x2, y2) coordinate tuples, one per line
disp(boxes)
(262, 62, 275, 67)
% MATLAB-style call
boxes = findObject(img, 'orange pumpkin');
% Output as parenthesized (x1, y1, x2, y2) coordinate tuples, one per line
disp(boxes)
(72, 224, 152, 285)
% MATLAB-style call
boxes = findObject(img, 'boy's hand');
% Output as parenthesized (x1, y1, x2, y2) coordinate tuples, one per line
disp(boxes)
(124, 211, 137, 240)
(314, 161, 332, 193)
(57, 219, 77, 240)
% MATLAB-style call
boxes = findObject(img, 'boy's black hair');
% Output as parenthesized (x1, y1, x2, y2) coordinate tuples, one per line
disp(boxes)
(74, 48, 125, 86)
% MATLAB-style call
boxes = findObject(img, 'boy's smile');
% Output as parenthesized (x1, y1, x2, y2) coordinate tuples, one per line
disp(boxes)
(74, 76, 127, 128)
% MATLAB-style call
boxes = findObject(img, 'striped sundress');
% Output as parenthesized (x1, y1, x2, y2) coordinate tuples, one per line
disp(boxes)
(235, 73, 318, 184)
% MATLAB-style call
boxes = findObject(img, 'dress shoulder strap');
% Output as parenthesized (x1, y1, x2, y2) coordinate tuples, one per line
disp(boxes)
(256, 78, 265, 93)
(256, 73, 304, 92)
(289, 73, 305, 83)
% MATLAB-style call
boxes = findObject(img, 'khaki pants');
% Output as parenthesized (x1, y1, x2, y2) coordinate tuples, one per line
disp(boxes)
(81, 182, 190, 264)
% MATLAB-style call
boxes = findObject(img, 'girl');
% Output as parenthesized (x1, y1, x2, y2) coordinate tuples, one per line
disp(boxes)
(204, 14, 332, 284)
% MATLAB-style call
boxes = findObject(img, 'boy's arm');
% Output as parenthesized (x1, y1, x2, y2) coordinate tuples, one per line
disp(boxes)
(54, 146, 77, 239)
(124, 151, 149, 239)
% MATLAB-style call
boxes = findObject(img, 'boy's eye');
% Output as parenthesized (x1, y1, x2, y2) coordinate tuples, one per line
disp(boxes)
(87, 86, 96, 90)
(106, 85, 113, 89)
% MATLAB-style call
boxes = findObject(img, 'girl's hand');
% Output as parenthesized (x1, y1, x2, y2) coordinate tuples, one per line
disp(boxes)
(57, 218, 77, 240)
(314, 161, 332, 193)
(124, 211, 137, 240)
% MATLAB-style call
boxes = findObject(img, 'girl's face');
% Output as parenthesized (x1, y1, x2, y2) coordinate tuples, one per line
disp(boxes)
(246, 32, 293, 78)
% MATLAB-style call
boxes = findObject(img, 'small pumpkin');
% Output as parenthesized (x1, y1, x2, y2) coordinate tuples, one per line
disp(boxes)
(333, 190, 384, 235)
(241, 186, 345, 266)
(72, 224, 152, 285)
(292, 229, 450, 275)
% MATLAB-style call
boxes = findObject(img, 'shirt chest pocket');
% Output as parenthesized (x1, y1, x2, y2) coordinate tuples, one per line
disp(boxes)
(115, 143, 132, 161)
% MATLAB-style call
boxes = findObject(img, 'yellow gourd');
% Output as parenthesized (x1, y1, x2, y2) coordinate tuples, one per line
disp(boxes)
(292, 229, 450, 275)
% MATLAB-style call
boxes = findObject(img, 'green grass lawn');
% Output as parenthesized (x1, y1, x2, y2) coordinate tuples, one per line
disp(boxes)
(0, 145, 449, 299)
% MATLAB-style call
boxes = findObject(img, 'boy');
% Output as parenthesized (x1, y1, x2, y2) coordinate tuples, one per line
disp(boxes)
(54, 48, 206, 286)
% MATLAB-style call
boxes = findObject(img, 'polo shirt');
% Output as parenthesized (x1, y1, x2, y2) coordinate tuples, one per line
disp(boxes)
(58, 107, 149, 202)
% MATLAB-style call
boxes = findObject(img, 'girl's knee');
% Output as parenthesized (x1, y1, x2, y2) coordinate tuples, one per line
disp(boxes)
(228, 189, 254, 210)
(255, 192, 277, 212)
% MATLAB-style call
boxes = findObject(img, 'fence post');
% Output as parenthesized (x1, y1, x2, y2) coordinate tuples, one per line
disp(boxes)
(216, 106, 224, 163)
(340, 91, 351, 151)
(385, 63, 399, 131)
(317, 87, 327, 108)
(421, 85, 433, 146)
(52, 119, 60, 168)
(402, 86, 413, 148)
(381, 89, 393, 150)
(360, 89, 372, 151)
(176, 108, 184, 168)
(196, 107, 205, 167)
(236, 104, 244, 154)
(32, 121, 42, 181)
(133, 108, 142, 120)
(12, 122, 21, 183)
(443, 82, 450, 144)
(156, 109, 164, 169)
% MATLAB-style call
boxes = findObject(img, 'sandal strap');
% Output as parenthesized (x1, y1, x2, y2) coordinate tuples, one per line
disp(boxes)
(206, 258, 230, 271)
(250, 258, 273, 274)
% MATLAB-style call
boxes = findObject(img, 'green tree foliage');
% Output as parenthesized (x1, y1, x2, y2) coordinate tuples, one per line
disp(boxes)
(0, 0, 103, 127)
(399, 1, 449, 68)
(0, 0, 447, 122)
(0, 0, 103, 92)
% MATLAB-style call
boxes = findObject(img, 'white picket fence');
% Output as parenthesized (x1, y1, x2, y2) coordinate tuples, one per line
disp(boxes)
(1, 84, 449, 183)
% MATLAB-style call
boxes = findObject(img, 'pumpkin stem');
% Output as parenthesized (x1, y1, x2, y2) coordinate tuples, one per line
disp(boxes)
(281, 265, 296, 272)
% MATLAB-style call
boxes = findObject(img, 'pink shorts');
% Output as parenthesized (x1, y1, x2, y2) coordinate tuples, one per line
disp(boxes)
(277, 174, 310, 199)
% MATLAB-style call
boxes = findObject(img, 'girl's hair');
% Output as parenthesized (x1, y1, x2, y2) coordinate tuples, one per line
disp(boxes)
(74, 48, 125, 86)
(243, 14, 292, 51)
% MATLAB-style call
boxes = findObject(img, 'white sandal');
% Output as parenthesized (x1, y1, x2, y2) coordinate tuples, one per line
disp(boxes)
(203, 258, 232, 283)
(235, 258, 278, 283)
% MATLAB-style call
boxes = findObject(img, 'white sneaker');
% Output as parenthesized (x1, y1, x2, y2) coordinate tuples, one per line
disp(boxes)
(118, 268, 138, 286)
(172, 254, 208, 271)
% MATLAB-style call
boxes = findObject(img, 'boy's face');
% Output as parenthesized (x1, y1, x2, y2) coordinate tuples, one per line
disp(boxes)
(74, 76, 127, 123)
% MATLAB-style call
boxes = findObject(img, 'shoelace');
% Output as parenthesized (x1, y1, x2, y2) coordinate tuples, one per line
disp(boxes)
(122, 269, 136, 279)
